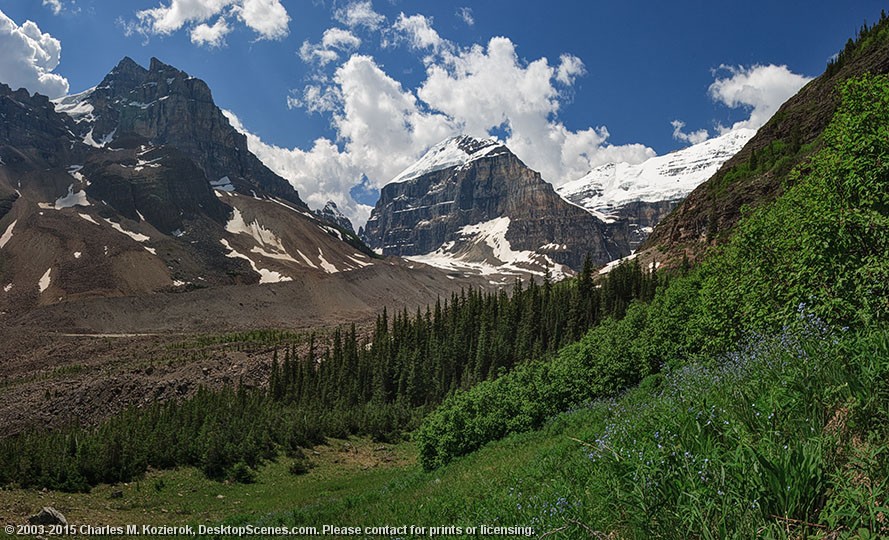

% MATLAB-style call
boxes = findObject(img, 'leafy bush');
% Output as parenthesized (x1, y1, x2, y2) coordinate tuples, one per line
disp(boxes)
(574, 323, 889, 537)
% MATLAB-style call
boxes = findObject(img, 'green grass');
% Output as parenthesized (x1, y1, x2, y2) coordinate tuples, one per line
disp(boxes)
(0, 437, 415, 536)
(2, 325, 886, 539)
(261, 325, 888, 539)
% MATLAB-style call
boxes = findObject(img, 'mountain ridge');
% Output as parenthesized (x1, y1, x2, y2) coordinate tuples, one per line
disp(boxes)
(363, 135, 623, 278)
(53, 56, 308, 209)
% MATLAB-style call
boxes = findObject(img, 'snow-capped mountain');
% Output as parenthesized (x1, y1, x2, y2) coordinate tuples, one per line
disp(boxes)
(557, 129, 755, 247)
(363, 135, 623, 280)
(390, 135, 506, 184)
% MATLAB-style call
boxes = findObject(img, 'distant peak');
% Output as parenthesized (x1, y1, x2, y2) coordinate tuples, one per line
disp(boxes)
(149, 57, 179, 74)
(444, 134, 503, 153)
(113, 56, 146, 74)
(390, 135, 507, 184)
(314, 200, 355, 233)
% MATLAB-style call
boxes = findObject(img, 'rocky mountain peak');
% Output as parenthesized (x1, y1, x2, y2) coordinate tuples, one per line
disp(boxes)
(390, 135, 507, 185)
(364, 137, 620, 276)
(58, 57, 307, 208)
(108, 56, 147, 78)
(314, 200, 355, 234)
(148, 56, 178, 74)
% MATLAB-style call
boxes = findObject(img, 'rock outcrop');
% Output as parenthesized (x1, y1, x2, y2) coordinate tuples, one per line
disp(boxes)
(28, 507, 67, 526)
(364, 136, 621, 273)
(313, 200, 355, 234)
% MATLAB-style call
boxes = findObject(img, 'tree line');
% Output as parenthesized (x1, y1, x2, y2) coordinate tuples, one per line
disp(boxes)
(0, 257, 659, 491)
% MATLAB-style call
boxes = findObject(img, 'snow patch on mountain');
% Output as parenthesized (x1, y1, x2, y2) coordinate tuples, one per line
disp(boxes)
(250, 245, 298, 263)
(83, 127, 116, 149)
(406, 216, 570, 281)
(52, 185, 90, 209)
(558, 129, 755, 221)
(390, 135, 505, 184)
(67, 165, 89, 185)
(211, 176, 235, 192)
(38, 268, 52, 293)
(103, 218, 150, 244)
(0, 220, 16, 249)
(78, 213, 99, 226)
(316, 248, 339, 273)
(52, 87, 96, 123)
(225, 207, 292, 256)
(219, 239, 293, 284)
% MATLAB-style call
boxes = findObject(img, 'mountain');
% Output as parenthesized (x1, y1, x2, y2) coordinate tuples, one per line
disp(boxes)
(0, 59, 468, 326)
(313, 200, 355, 234)
(362, 135, 623, 279)
(53, 57, 306, 208)
(558, 128, 755, 250)
(641, 17, 889, 262)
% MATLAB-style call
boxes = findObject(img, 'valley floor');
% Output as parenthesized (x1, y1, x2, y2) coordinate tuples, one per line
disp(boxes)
(0, 437, 415, 535)
(0, 416, 592, 539)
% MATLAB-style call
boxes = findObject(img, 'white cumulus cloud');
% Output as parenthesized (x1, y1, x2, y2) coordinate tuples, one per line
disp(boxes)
(0, 10, 69, 98)
(332, 54, 455, 176)
(670, 64, 811, 145)
(392, 13, 445, 52)
(555, 54, 585, 85)
(299, 27, 361, 66)
(223, 109, 374, 227)
(131, 0, 289, 46)
(417, 37, 653, 185)
(457, 7, 474, 26)
(232, 0, 289, 40)
(709, 64, 812, 132)
(190, 17, 230, 47)
(670, 120, 710, 145)
(42, 0, 62, 15)
(333, 0, 385, 31)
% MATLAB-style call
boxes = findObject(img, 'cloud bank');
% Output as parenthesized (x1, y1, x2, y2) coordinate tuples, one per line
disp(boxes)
(672, 64, 812, 144)
(0, 10, 69, 98)
(129, 0, 290, 47)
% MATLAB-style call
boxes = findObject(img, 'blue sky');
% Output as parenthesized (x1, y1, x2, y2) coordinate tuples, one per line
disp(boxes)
(0, 0, 884, 225)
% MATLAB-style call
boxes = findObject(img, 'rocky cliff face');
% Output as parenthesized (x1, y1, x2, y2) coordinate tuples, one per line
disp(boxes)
(314, 200, 355, 234)
(54, 57, 307, 208)
(363, 136, 621, 274)
(0, 83, 81, 170)
(82, 142, 230, 234)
